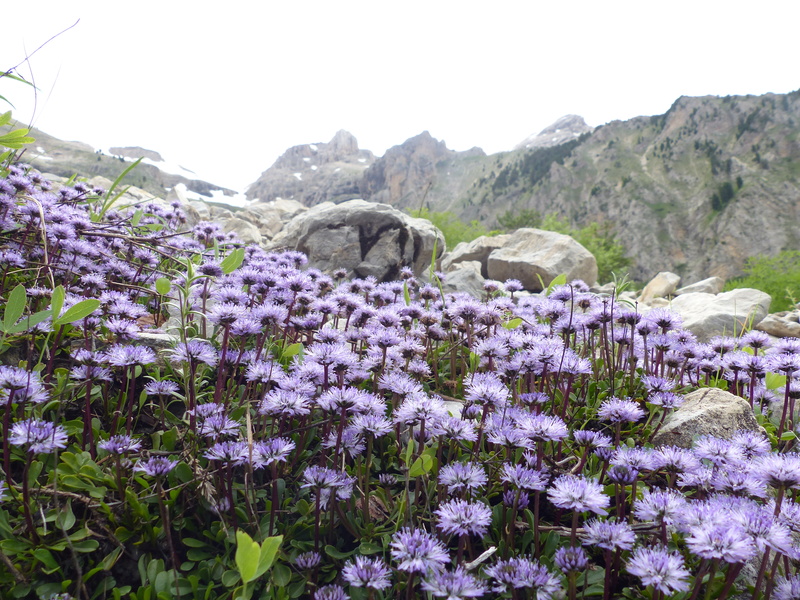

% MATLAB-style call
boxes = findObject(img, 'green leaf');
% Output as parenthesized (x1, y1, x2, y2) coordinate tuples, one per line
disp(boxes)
(53, 299, 100, 326)
(220, 248, 245, 274)
(155, 277, 172, 295)
(255, 535, 282, 579)
(271, 563, 291, 587)
(324, 545, 353, 560)
(281, 343, 303, 360)
(51, 285, 65, 322)
(503, 318, 523, 330)
(546, 273, 567, 295)
(235, 530, 260, 583)
(408, 453, 433, 477)
(3, 283, 27, 332)
(0, 111, 10, 127)
(6, 308, 52, 333)
(131, 209, 143, 227)
(780, 431, 797, 441)
(766, 372, 787, 391)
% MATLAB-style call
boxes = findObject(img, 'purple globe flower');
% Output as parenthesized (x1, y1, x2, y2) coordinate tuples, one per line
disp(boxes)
(554, 545, 590, 574)
(548, 474, 609, 515)
(98, 434, 142, 455)
(581, 518, 636, 551)
(314, 585, 349, 600)
(484, 556, 561, 596)
(134, 456, 178, 477)
(341, 555, 391, 590)
(389, 527, 450, 573)
(438, 462, 488, 494)
(421, 566, 486, 599)
(686, 523, 756, 563)
(435, 498, 493, 537)
(597, 397, 645, 423)
(9, 418, 68, 453)
(626, 546, 690, 594)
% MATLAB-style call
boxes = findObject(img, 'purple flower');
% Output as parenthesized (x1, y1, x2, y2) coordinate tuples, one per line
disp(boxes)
(597, 397, 645, 423)
(341, 555, 391, 590)
(626, 546, 690, 594)
(439, 462, 487, 494)
(554, 545, 590, 573)
(0, 366, 48, 404)
(134, 456, 178, 477)
(547, 474, 609, 515)
(169, 339, 218, 367)
(389, 527, 449, 573)
(685, 523, 756, 563)
(750, 454, 800, 490)
(484, 556, 561, 596)
(98, 434, 142, 455)
(774, 575, 800, 600)
(102, 344, 157, 367)
(581, 518, 636, 551)
(144, 380, 180, 396)
(421, 566, 486, 599)
(500, 464, 548, 491)
(435, 499, 493, 537)
(204, 440, 249, 464)
(250, 438, 295, 469)
(633, 488, 687, 524)
(294, 551, 321, 570)
(9, 418, 68, 453)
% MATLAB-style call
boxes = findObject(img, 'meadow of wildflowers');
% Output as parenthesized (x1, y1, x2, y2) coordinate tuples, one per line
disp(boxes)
(0, 158, 797, 600)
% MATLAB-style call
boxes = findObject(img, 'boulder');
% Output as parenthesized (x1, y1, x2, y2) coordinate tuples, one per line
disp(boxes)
(442, 235, 511, 276)
(440, 261, 486, 298)
(675, 276, 725, 296)
(268, 199, 444, 280)
(223, 217, 263, 246)
(638, 271, 681, 303)
(653, 388, 765, 448)
(486, 228, 597, 291)
(668, 288, 772, 342)
(755, 311, 800, 338)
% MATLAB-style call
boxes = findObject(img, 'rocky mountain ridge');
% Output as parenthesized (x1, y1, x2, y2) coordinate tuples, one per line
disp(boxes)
(246, 90, 800, 283)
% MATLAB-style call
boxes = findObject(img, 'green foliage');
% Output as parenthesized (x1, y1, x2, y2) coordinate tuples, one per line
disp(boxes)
(710, 181, 736, 212)
(496, 208, 541, 230)
(725, 250, 800, 311)
(539, 213, 632, 283)
(409, 207, 498, 250)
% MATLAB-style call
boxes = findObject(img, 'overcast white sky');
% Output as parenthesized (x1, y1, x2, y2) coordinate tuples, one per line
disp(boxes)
(2, 1, 799, 192)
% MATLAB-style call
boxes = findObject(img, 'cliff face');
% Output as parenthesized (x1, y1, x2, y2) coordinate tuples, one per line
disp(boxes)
(467, 92, 800, 281)
(245, 130, 375, 205)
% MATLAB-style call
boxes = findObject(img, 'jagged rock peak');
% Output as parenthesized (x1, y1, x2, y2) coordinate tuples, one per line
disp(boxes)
(514, 115, 593, 150)
(269, 130, 364, 172)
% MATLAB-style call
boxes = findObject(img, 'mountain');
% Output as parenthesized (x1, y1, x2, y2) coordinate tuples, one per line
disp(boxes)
(245, 91, 800, 283)
(1, 122, 235, 200)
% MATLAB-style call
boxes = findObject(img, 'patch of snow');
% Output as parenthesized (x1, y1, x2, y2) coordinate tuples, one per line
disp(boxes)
(552, 137, 558, 141)
(303, 157, 311, 162)
(293, 173, 302, 181)
(36, 146, 45, 154)
(357, 158, 366, 163)
(180, 184, 251, 208)
(334, 168, 341, 172)
(103, 148, 198, 179)
(310, 165, 318, 171)
(309, 144, 318, 152)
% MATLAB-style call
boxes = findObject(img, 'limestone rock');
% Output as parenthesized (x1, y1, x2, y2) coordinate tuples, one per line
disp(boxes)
(268, 199, 444, 280)
(486, 228, 597, 291)
(441, 261, 486, 298)
(638, 271, 681, 303)
(442, 235, 511, 276)
(246, 130, 374, 205)
(223, 217, 262, 246)
(675, 276, 725, 295)
(515, 115, 593, 151)
(668, 288, 772, 342)
(756, 311, 800, 338)
(653, 388, 765, 448)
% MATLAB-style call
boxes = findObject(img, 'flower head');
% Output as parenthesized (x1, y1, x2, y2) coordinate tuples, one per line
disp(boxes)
(9, 418, 68, 453)
(421, 566, 486, 599)
(435, 499, 492, 537)
(341, 555, 391, 590)
(626, 546, 690, 594)
(389, 527, 449, 573)
(134, 456, 178, 477)
(548, 474, 609, 515)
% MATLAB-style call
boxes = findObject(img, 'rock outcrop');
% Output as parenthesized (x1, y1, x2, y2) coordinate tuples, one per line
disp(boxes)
(653, 388, 765, 448)
(267, 199, 444, 280)
(668, 288, 772, 342)
(246, 130, 374, 205)
(514, 115, 593, 151)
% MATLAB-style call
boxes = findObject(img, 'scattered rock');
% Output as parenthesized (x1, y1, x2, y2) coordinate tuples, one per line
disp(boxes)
(268, 199, 444, 280)
(441, 261, 486, 298)
(638, 271, 681, 303)
(223, 217, 262, 246)
(442, 235, 511, 276)
(675, 276, 725, 295)
(668, 288, 772, 342)
(486, 228, 598, 291)
(755, 311, 800, 338)
(653, 388, 766, 448)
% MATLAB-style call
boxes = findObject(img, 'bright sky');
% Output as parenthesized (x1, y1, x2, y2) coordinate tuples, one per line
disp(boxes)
(2, 1, 799, 193)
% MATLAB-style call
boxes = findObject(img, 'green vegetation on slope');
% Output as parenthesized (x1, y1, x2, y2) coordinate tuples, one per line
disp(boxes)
(724, 250, 800, 311)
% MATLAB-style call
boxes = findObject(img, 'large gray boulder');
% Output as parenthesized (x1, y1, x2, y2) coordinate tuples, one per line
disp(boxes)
(653, 388, 765, 448)
(268, 199, 444, 280)
(486, 228, 597, 291)
(675, 276, 725, 296)
(440, 261, 486, 298)
(668, 288, 772, 342)
(756, 310, 800, 338)
(638, 271, 681, 303)
(442, 235, 511, 275)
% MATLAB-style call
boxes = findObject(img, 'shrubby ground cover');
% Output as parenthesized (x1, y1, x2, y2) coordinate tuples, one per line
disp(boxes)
(0, 157, 798, 600)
